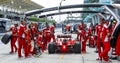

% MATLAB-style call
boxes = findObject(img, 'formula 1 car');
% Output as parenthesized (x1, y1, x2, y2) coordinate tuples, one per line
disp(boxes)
(48, 34, 81, 54)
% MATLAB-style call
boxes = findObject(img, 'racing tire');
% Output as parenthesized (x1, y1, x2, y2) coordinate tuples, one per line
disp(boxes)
(1, 33, 12, 44)
(48, 42, 56, 54)
(73, 42, 81, 53)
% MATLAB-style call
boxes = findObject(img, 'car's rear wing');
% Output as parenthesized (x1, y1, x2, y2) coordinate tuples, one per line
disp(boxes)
(57, 35, 71, 38)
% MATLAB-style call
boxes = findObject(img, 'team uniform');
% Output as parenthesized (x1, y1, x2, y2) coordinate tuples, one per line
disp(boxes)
(8, 25, 18, 53)
(25, 28, 32, 56)
(42, 27, 51, 50)
(87, 27, 95, 47)
(18, 24, 28, 58)
(80, 29, 87, 53)
(95, 23, 103, 60)
(100, 23, 111, 62)
(50, 25, 55, 42)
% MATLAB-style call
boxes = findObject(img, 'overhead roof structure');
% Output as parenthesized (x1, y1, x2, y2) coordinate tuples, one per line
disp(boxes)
(39, 10, 106, 18)
(0, 0, 43, 12)
(25, 3, 114, 16)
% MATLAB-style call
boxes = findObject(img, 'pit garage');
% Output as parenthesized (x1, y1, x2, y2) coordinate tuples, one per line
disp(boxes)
(0, 1, 120, 63)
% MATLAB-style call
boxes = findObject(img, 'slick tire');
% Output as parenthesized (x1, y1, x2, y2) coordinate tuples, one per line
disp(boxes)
(1, 34, 12, 44)
(48, 42, 55, 54)
(73, 42, 81, 53)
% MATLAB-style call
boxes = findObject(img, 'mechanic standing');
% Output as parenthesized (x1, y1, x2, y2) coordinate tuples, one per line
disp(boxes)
(80, 24, 87, 53)
(50, 24, 55, 42)
(77, 21, 87, 53)
(42, 23, 51, 50)
(6, 22, 18, 54)
(25, 24, 32, 56)
(18, 21, 28, 58)
(95, 19, 104, 60)
(77, 21, 86, 41)
(100, 20, 111, 62)
(87, 23, 94, 47)
(77, 23, 82, 41)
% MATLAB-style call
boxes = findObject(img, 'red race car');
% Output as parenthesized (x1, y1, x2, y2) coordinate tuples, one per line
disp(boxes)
(48, 34, 81, 54)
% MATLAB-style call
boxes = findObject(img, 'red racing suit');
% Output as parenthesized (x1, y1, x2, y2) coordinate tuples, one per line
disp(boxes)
(9, 25, 18, 53)
(77, 24, 82, 41)
(37, 35, 44, 52)
(50, 25, 55, 41)
(88, 27, 92, 35)
(18, 24, 28, 57)
(95, 24, 103, 59)
(87, 27, 94, 47)
(80, 29, 87, 53)
(100, 24, 110, 61)
(42, 27, 51, 49)
(25, 29, 32, 55)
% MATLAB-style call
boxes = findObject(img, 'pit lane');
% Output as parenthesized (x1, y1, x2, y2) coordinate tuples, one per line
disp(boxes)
(0, 28, 119, 63)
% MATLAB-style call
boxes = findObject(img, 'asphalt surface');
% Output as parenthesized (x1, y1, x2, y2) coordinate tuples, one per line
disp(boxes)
(0, 28, 120, 63)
